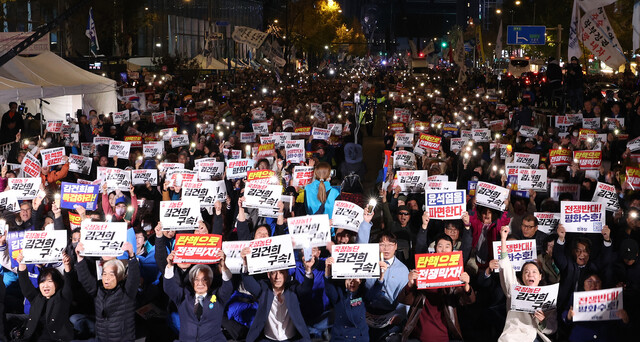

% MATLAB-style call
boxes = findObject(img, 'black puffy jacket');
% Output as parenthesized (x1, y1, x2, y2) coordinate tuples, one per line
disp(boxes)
(76, 258, 140, 342)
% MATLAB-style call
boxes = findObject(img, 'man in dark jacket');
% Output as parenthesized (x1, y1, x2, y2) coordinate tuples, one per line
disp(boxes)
(565, 56, 584, 112)
(0, 102, 24, 144)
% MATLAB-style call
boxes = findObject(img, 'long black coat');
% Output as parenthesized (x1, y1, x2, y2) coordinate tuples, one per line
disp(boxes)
(18, 269, 73, 341)
(76, 258, 140, 342)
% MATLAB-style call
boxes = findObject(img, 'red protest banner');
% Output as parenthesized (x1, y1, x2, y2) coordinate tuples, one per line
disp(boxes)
(549, 148, 571, 166)
(418, 134, 441, 151)
(414, 251, 464, 289)
(173, 234, 223, 264)
(573, 151, 602, 170)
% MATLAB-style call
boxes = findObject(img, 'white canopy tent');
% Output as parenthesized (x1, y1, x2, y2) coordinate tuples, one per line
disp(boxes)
(193, 54, 228, 70)
(0, 51, 117, 120)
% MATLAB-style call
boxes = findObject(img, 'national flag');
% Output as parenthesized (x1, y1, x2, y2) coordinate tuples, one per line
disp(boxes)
(85, 7, 99, 57)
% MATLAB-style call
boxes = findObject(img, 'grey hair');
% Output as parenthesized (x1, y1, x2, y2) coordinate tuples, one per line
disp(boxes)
(103, 259, 126, 282)
(189, 264, 213, 288)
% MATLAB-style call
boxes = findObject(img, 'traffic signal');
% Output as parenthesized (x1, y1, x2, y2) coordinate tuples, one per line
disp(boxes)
(441, 41, 448, 48)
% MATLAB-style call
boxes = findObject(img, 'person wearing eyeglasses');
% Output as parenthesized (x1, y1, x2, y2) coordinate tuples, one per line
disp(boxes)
(513, 214, 548, 255)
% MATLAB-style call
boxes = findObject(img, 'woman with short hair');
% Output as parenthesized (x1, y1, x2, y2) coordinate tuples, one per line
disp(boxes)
(75, 242, 139, 342)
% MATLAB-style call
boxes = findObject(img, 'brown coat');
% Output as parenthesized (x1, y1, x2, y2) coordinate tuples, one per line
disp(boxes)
(397, 283, 476, 342)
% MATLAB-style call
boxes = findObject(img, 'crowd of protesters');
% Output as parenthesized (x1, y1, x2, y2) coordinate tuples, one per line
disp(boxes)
(0, 56, 635, 342)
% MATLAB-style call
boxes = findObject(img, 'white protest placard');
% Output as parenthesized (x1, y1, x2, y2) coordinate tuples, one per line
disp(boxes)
(98, 167, 131, 192)
(160, 128, 176, 141)
(22, 230, 66, 264)
(285, 140, 305, 164)
(8, 178, 40, 200)
(93, 136, 113, 146)
(534, 212, 561, 234)
(221, 240, 252, 274)
(225, 158, 255, 179)
(492, 240, 537, 272)
(157, 162, 184, 174)
(427, 181, 457, 191)
(519, 125, 538, 138)
(311, 127, 331, 141)
(282, 119, 295, 130)
(46, 120, 63, 133)
(160, 199, 201, 230)
(170, 134, 189, 148)
(472, 128, 490, 142)
(81, 142, 93, 156)
(292, 166, 314, 187)
(195, 160, 224, 180)
(0, 191, 19, 212)
(490, 143, 509, 160)
(260, 135, 276, 146)
(573, 287, 623, 322)
(246, 235, 296, 275)
(591, 182, 620, 212)
(550, 182, 580, 201)
(394, 170, 429, 194)
(513, 152, 540, 168)
(211, 180, 227, 203)
(331, 244, 380, 279)
(240, 132, 256, 143)
(182, 181, 220, 207)
(475, 181, 509, 211)
(332, 201, 364, 232)
(68, 154, 92, 175)
(108, 141, 131, 159)
(288, 214, 331, 248)
(244, 183, 282, 209)
(21, 152, 41, 178)
(251, 108, 267, 121)
(143, 142, 164, 158)
(113, 110, 130, 124)
(560, 201, 605, 233)
(328, 123, 343, 136)
(425, 190, 466, 220)
(393, 150, 416, 169)
(450, 138, 464, 153)
(166, 169, 197, 188)
(517, 169, 547, 191)
(252, 122, 269, 135)
(395, 133, 413, 147)
(80, 221, 127, 257)
(628, 136, 640, 152)
(583, 118, 600, 130)
(510, 283, 559, 313)
(131, 169, 158, 186)
(152, 111, 166, 123)
(41, 147, 66, 168)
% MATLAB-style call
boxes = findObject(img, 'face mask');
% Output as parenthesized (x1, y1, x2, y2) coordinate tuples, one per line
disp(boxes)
(43, 223, 54, 231)
(572, 132, 579, 137)
(143, 224, 152, 231)
(115, 207, 125, 216)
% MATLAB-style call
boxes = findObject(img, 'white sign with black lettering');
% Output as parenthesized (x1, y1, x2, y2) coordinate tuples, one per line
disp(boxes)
(394, 170, 429, 194)
(393, 150, 416, 169)
(517, 169, 547, 191)
(331, 244, 380, 279)
(7, 178, 40, 200)
(131, 169, 158, 186)
(22, 230, 66, 264)
(472, 128, 490, 142)
(395, 133, 413, 147)
(332, 201, 364, 232)
(143, 142, 164, 158)
(170, 134, 189, 148)
(244, 183, 282, 209)
(195, 159, 224, 180)
(0, 191, 19, 212)
(182, 181, 219, 207)
(534, 212, 561, 234)
(519, 125, 538, 138)
(285, 140, 305, 164)
(475, 181, 509, 211)
(514, 152, 540, 168)
(246, 235, 296, 275)
(572, 287, 623, 322)
(288, 214, 331, 248)
(252, 122, 269, 135)
(591, 182, 620, 212)
(225, 158, 255, 179)
(80, 221, 127, 257)
(510, 283, 559, 313)
(221, 240, 252, 274)
(98, 167, 131, 192)
(160, 199, 201, 230)
(108, 141, 131, 159)
(68, 154, 92, 175)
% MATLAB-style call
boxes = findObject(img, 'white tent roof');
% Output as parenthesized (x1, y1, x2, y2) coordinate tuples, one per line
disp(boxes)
(0, 51, 116, 98)
(0, 76, 42, 104)
(193, 54, 228, 70)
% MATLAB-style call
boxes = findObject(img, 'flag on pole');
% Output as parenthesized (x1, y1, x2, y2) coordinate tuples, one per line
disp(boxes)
(85, 7, 99, 57)
(476, 25, 485, 64)
(579, 0, 617, 12)
(495, 20, 503, 59)
(633, 1, 640, 53)
(569, 0, 582, 60)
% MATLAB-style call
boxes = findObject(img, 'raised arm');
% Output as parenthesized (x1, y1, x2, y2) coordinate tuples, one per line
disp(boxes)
(552, 224, 570, 272)
(123, 243, 140, 299)
(162, 251, 185, 305)
(74, 243, 98, 297)
(356, 208, 374, 244)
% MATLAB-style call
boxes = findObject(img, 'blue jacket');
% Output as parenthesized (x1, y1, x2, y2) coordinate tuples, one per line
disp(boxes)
(304, 180, 340, 217)
(324, 277, 373, 342)
(291, 258, 329, 321)
(163, 268, 234, 342)
(364, 258, 409, 316)
(242, 273, 313, 342)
